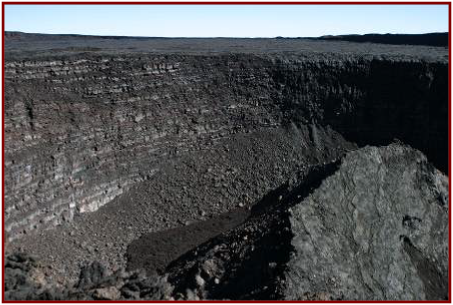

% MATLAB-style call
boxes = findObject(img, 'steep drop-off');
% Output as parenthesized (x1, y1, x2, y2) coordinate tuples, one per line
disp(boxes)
(3, 35, 449, 301)
(5, 50, 448, 241)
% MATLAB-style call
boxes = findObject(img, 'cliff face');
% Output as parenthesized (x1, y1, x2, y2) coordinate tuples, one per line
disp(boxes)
(231, 56, 448, 170)
(4, 50, 448, 241)
(4, 55, 262, 240)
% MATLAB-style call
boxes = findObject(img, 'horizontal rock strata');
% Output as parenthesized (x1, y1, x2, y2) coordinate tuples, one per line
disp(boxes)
(5, 51, 448, 241)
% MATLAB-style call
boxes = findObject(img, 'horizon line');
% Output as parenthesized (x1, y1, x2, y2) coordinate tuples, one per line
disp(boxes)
(5, 30, 449, 39)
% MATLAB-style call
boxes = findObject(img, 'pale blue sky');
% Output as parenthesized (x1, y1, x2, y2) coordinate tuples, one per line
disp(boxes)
(5, 4, 449, 38)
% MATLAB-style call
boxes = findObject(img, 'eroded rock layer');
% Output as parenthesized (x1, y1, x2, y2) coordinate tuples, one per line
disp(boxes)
(5, 51, 448, 241)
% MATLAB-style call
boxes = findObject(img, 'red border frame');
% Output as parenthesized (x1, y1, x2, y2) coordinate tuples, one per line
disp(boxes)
(0, 2, 451, 4)
(1, 1, 451, 303)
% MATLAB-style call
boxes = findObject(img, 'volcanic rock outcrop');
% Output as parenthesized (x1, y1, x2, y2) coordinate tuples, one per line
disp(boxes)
(3, 33, 449, 301)
(5, 144, 448, 300)
(157, 144, 448, 301)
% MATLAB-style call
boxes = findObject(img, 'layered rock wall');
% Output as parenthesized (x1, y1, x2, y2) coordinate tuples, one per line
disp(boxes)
(231, 56, 447, 170)
(4, 53, 448, 240)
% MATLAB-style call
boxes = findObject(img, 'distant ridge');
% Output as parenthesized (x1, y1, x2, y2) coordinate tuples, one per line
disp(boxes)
(314, 32, 448, 47)
(4, 31, 259, 40)
(4, 31, 170, 40)
(5, 31, 449, 47)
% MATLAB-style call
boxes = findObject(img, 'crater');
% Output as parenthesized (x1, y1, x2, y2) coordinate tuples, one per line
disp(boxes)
(4, 33, 449, 301)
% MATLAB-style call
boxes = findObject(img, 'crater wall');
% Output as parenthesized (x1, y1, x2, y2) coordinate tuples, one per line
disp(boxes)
(4, 52, 448, 240)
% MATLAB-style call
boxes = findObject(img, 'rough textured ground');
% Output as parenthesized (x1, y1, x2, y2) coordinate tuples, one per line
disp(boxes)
(9, 126, 355, 284)
(4, 33, 449, 301)
(5, 31, 448, 61)
(5, 144, 448, 301)
(285, 144, 448, 300)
